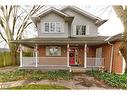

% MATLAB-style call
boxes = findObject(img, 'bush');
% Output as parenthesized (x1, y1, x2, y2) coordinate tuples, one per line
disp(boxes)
(0, 69, 72, 82)
(47, 70, 72, 80)
(86, 70, 127, 89)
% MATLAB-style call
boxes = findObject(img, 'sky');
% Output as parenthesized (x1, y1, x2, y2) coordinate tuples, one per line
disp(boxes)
(76, 5, 123, 36)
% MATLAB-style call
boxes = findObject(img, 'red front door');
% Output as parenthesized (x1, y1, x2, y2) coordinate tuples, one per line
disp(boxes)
(69, 48, 75, 65)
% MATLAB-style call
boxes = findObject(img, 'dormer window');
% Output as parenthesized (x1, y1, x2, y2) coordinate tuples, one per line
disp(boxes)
(76, 25, 86, 35)
(44, 22, 61, 33)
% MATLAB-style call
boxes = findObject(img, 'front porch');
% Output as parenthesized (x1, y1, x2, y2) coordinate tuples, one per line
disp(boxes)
(19, 44, 104, 72)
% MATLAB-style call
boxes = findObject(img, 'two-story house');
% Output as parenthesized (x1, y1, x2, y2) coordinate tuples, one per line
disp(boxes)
(11, 6, 126, 74)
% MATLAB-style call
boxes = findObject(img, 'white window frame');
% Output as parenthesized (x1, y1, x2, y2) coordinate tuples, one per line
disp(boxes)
(44, 22, 62, 33)
(76, 25, 86, 35)
(46, 46, 61, 56)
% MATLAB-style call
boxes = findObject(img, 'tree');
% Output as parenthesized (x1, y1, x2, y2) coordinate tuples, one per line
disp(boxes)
(112, 6, 127, 70)
(0, 5, 43, 65)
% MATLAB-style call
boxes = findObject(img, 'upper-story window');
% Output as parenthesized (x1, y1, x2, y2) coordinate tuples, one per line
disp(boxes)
(44, 22, 61, 33)
(76, 25, 86, 35)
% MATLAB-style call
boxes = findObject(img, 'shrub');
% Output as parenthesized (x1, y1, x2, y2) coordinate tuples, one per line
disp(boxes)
(0, 69, 72, 82)
(47, 70, 72, 80)
(86, 70, 127, 89)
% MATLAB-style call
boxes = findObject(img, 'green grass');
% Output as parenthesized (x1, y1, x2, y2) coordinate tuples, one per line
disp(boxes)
(6, 84, 70, 90)
(86, 70, 127, 89)
(0, 69, 73, 82)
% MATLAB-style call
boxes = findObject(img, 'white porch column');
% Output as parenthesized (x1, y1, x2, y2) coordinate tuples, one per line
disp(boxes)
(19, 44, 23, 67)
(35, 44, 38, 67)
(84, 44, 87, 68)
(67, 44, 70, 67)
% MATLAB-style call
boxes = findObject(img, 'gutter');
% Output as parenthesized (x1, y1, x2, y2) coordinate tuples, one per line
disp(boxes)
(108, 41, 114, 73)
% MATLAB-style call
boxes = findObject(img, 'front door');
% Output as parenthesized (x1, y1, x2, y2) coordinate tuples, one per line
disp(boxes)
(69, 48, 78, 65)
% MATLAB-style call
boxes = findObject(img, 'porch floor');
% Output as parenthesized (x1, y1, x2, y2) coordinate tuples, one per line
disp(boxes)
(19, 66, 69, 71)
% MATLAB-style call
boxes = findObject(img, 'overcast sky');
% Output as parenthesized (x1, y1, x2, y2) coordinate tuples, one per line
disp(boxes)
(76, 5, 123, 36)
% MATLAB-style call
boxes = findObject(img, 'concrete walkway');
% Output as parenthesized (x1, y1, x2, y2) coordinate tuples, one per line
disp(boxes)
(0, 74, 116, 89)
(0, 66, 18, 73)
(0, 66, 116, 89)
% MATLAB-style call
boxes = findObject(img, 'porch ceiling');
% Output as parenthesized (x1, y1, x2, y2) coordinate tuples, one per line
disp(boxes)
(10, 36, 108, 48)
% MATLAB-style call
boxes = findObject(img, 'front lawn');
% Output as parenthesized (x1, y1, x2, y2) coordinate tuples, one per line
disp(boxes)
(0, 69, 73, 82)
(86, 70, 127, 89)
(6, 84, 70, 90)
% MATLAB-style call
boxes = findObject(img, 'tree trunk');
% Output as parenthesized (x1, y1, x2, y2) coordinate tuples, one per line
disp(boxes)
(119, 30, 127, 71)
(9, 43, 18, 65)
(10, 50, 17, 65)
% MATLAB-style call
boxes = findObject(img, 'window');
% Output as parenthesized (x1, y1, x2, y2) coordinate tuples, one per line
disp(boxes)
(56, 23, 60, 32)
(45, 23, 49, 32)
(44, 22, 61, 33)
(50, 23, 55, 32)
(76, 25, 86, 35)
(46, 46, 61, 56)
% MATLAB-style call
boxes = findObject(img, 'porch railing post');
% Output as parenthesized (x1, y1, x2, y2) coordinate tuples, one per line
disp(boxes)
(67, 44, 70, 67)
(20, 44, 23, 67)
(35, 44, 38, 67)
(84, 44, 87, 68)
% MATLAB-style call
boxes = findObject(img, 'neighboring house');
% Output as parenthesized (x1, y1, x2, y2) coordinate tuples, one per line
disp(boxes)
(10, 6, 126, 74)
(0, 48, 10, 52)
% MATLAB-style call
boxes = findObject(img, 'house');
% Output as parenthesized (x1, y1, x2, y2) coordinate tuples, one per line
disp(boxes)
(10, 6, 126, 74)
(0, 48, 10, 52)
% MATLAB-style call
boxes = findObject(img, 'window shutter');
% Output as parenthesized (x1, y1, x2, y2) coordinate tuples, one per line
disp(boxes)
(86, 25, 89, 35)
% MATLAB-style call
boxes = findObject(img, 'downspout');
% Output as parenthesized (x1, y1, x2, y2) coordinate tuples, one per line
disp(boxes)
(108, 41, 114, 73)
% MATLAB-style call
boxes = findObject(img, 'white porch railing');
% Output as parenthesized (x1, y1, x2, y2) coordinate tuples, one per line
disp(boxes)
(22, 57, 38, 67)
(86, 57, 104, 68)
(22, 57, 67, 68)
(22, 57, 104, 70)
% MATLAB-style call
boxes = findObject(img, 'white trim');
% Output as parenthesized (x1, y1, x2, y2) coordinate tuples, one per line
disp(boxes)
(36, 7, 69, 17)
(35, 44, 38, 67)
(46, 46, 61, 56)
(122, 58, 126, 74)
(60, 6, 103, 21)
(43, 22, 62, 33)
(20, 44, 23, 67)
(67, 44, 70, 67)
(73, 25, 89, 36)
(84, 44, 87, 68)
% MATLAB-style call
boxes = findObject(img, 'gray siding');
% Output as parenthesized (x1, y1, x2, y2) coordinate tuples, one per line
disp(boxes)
(36, 8, 99, 38)
(62, 8, 98, 37)
(37, 12, 68, 38)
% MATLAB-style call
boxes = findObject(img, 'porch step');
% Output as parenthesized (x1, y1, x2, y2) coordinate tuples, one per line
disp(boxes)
(70, 67, 86, 73)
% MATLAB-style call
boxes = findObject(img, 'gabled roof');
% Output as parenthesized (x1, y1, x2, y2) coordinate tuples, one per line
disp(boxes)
(31, 6, 107, 26)
(105, 33, 122, 42)
(31, 7, 74, 25)
(36, 7, 71, 17)
(60, 6, 107, 26)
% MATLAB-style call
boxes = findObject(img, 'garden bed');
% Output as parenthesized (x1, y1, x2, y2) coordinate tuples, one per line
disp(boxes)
(86, 70, 127, 89)
(0, 69, 73, 82)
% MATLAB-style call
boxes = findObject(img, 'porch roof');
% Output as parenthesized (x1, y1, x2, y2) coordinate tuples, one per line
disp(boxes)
(10, 36, 108, 47)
